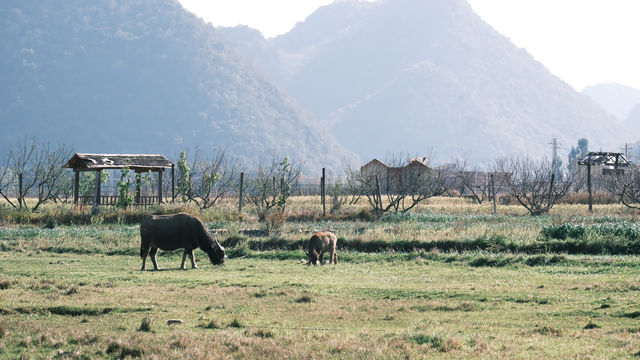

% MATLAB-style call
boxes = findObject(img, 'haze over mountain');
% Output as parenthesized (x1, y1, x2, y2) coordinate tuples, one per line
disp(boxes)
(219, 0, 636, 162)
(626, 103, 640, 133)
(582, 82, 640, 121)
(0, 0, 357, 170)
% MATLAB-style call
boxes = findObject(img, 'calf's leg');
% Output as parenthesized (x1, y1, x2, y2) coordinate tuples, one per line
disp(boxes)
(330, 246, 337, 264)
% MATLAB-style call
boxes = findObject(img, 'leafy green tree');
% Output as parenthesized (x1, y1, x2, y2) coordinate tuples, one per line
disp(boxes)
(177, 151, 191, 202)
(567, 138, 588, 175)
(245, 155, 301, 217)
(116, 167, 134, 209)
(79, 171, 109, 198)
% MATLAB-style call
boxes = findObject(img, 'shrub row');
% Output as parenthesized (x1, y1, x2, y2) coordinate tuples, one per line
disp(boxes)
(0, 203, 245, 226)
(541, 222, 640, 241)
(223, 234, 640, 256)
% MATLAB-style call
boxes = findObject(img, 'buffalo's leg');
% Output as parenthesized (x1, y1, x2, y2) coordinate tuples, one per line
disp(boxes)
(149, 247, 159, 270)
(181, 251, 188, 269)
(140, 245, 150, 270)
(319, 252, 324, 265)
(188, 249, 197, 269)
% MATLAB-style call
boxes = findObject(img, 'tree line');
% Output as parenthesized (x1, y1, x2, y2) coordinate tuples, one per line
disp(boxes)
(2, 138, 640, 217)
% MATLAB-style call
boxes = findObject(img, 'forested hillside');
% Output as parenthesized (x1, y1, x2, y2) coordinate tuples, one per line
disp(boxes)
(0, 0, 357, 170)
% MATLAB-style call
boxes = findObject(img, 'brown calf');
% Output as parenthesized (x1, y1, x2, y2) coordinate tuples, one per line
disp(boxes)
(307, 231, 337, 265)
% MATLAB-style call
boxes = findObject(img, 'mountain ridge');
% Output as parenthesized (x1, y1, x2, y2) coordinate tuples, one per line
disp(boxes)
(219, 0, 636, 162)
(0, 0, 357, 171)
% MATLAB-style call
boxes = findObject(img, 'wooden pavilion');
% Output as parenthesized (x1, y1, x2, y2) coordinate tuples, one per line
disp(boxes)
(578, 151, 630, 214)
(64, 153, 174, 213)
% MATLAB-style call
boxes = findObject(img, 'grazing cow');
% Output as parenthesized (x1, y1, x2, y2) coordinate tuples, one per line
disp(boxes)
(139, 213, 225, 270)
(307, 231, 337, 265)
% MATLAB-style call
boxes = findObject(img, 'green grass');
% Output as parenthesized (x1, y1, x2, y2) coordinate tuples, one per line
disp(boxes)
(1, 244, 640, 358)
(2, 200, 640, 358)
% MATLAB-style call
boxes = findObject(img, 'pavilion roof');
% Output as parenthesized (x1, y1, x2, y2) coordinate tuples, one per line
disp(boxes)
(64, 153, 172, 172)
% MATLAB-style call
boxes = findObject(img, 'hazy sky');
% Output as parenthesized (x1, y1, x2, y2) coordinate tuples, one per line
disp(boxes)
(178, 0, 640, 92)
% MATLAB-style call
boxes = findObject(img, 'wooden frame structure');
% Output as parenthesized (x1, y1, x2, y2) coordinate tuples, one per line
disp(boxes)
(64, 153, 174, 213)
(578, 152, 630, 214)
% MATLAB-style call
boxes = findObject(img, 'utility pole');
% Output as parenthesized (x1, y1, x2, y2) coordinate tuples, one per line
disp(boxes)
(549, 138, 561, 179)
(620, 143, 633, 159)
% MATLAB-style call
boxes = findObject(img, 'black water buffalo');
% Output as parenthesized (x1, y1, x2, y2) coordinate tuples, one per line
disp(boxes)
(139, 213, 225, 270)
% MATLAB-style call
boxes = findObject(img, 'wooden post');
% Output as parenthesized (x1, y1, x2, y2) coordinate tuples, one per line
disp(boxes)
(171, 164, 175, 203)
(238, 172, 244, 213)
(273, 176, 277, 204)
(587, 163, 593, 214)
(18, 173, 23, 210)
(158, 170, 163, 204)
(547, 173, 555, 208)
(135, 172, 141, 205)
(321, 168, 326, 217)
(91, 170, 102, 215)
(375, 175, 382, 216)
(73, 170, 79, 206)
(491, 174, 497, 215)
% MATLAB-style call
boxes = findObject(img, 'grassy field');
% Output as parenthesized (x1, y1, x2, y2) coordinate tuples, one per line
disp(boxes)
(1, 198, 640, 358)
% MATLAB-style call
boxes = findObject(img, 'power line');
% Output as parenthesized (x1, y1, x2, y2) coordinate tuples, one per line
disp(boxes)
(620, 143, 633, 159)
(549, 138, 562, 178)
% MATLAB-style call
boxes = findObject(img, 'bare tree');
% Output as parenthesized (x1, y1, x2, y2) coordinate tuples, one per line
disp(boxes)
(0, 139, 37, 209)
(189, 147, 239, 209)
(355, 155, 448, 216)
(31, 142, 74, 210)
(495, 157, 572, 215)
(327, 165, 364, 215)
(455, 160, 492, 204)
(244, 155, 302, 217)
(0, 139, 73, 210)
(458, 170, 491, 204)
(602, 166, 640, 210)
(0, 157, 15, 207)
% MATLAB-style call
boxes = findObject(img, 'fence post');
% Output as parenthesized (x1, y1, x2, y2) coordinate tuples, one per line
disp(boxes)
(273, 176, 276, 204)
(375, 175, 382, 216)
(158, 170, 163, 204)
(587, 163, 593, 214)
(92, 170, 102, 215)
(321, 168, 326, 216)
(135, 172, 141, 205)
(238, 172, 244, 213)
(547, 173, 555, 208)
(18, 173, 23, 210)
(171, 163, 175, 203)
(73, 170, 79, 206)
(491, 174, 496, 215)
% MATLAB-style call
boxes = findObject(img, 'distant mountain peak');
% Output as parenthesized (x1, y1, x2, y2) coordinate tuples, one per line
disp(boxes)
(583, 82, 640, 121)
